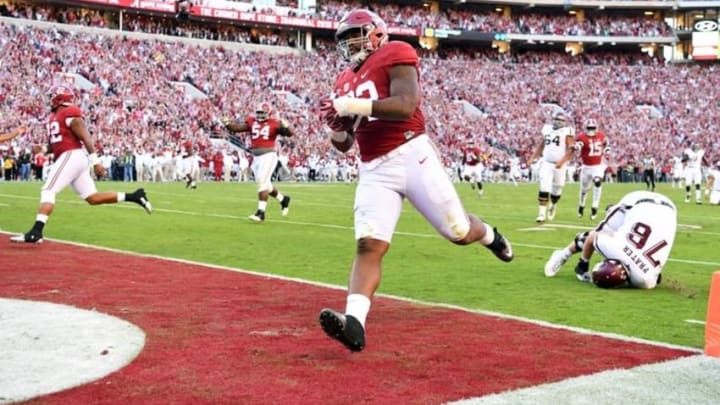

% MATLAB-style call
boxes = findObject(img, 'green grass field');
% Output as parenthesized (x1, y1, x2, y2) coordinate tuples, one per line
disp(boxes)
(1, 180, 717, 349)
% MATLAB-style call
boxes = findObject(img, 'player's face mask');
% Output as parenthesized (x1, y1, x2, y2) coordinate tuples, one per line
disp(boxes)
(337, 28, 369, 64)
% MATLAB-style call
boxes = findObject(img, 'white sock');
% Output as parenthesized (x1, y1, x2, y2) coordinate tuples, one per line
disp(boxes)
(118, 192, 126, 202)
(258, 201, 267, 211)
(345, 293, 371, 328)
(538, 205, 547, 217)
(479, 223, 494, 245)
(275, 193, 284, 202)
(592, 187, 602, 207)
(36, 214, 49, 223)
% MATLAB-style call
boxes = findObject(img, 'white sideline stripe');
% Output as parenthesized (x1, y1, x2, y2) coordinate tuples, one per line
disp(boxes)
(685, 319, 706, 325)
(0, 231, 701, 355)
(445, 355, 720, 405)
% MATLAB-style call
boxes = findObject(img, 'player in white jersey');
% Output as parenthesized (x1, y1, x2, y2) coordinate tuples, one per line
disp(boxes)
(529, 112, 575, 222)
(671, 155, 684, 189)
(683, 143, 705, 204)
(544, 191, 676, 289)
(707, 161, 720, 205)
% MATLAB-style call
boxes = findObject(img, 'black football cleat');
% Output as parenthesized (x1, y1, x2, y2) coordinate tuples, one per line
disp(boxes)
(485, 227, 514, 262)
(248, 210, 265, 222)
(132, 188, 153, 214)
(319, 309, 365, 352)
(10, 229, 43, 244)
(280, 195, 291, 217)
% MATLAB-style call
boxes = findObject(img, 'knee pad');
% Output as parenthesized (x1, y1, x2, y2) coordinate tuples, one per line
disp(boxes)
(551, 184, 563, 196)
(550, 194, 561, 204)
(257, 182, 272, 193)
(574, 231, 589, 251)
(538, 191, 549, 202)
(40, 190, 56, 205)
(593, 177, 603, 188)
(448, 215, 471, 242)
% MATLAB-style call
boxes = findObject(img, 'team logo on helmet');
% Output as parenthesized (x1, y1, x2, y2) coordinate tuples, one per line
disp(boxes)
(335, 9, 388, 64)
(255, 102, 273, 122)
(49, 84, 75, 110)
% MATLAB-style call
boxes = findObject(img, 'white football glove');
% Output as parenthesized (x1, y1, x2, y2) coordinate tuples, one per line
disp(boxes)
(332, 96, 372, 117)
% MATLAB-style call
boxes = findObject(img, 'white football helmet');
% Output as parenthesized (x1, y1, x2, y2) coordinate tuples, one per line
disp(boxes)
(585, 119, 598, 135)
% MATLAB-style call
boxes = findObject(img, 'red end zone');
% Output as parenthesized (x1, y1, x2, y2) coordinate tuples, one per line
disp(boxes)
(0, 239, 695, 404)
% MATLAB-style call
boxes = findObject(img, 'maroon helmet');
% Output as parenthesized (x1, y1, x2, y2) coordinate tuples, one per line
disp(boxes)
(591, 259, 629, 289)
(335, 9, 388, 64)
(49, 84, 75, 110)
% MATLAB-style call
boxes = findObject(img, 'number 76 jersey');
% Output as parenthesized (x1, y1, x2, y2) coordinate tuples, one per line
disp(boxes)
(595, 191, 677, 289)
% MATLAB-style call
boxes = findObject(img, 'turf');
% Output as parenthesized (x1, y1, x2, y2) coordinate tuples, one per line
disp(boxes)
(1, 180, 715, 348)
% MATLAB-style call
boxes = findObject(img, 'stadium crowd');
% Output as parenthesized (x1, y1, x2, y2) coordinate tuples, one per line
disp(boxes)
(3, 1, 672, 39)
(0, 3, 718, 186)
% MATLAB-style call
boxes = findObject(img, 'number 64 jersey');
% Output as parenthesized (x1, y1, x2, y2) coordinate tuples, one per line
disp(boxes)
(595, 191, 677, 289)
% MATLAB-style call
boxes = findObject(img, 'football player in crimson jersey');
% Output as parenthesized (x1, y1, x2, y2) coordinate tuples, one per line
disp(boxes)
(222, 102, 293, 221)
(10, 85, 152, 244)
(574, 119, 609, 220)
(544, 191, 676, 289)
(461, 140, 484, 197)
(0, 126, 26, 142)
(317, 9, 513, 352)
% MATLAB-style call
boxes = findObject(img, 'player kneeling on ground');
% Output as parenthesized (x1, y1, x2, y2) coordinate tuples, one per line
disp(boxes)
(543, 191, 676, 289)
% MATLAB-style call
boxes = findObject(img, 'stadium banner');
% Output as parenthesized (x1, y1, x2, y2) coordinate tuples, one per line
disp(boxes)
(423, 28, 497, 42)
(190, 6, 419, 36)
(73, 0, 177, 13)
(692, 19, 720, 61)
(62, 0, 420, 36)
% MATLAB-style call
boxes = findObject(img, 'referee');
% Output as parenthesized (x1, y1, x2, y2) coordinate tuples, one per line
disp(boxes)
(642, 154, 656, 192)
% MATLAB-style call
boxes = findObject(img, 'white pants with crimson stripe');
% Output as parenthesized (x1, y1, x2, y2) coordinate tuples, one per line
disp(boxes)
(354, 135, 470, 243)
(42, 149, 97, 201)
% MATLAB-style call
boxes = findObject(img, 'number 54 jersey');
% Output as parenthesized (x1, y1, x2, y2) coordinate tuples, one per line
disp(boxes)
(331, 41, 425, 162)
(595, 191, 677, 289)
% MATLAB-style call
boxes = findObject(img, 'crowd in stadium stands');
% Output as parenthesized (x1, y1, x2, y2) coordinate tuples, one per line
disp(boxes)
(0, 3, 717, 186)
(4, 1, 672, 39)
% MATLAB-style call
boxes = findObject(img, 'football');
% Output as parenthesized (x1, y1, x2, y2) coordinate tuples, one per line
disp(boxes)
(331, 131, 355, 153)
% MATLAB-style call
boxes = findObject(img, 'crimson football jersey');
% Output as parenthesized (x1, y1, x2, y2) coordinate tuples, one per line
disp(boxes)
(463, 146, 482, 166)
(332, 41, 425, 162)
(575, 132, 607, 166)
(244, 117, 285, 150)
(47, 105, 84, 158)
